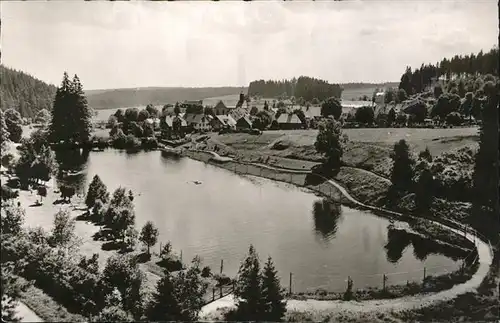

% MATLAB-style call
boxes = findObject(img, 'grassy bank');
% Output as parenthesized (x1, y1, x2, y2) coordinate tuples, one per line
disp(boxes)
(291, 259, 479, 302)
(16, 276, 86, 322)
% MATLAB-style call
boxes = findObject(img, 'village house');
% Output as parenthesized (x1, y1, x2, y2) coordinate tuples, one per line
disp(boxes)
(214, 100, 235, 116)
(236, 116, 253, 130)
(211, 115, 236, 131)
(276, 113, 304, 130)
(162, 115, 188, 138)
(184, 113, 212, 132)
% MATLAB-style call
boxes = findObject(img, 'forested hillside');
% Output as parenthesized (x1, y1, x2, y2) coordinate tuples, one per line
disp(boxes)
(85, 87, 244, 110)
(399, 46, 499, 95)
(0, 65, 57, 117)
(248, 76, 343, 101)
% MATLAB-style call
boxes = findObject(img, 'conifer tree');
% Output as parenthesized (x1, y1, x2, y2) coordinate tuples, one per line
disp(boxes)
(260, 257, 286, 322)
(472, 80, 499, 233)
(390, 139, 415, 192)
(50, 72, 72, 143)
(147, 271, 182, 321)
(49, 72, 92, 144)
(85, 175, 110, 209)
(233, 245, 263, 320)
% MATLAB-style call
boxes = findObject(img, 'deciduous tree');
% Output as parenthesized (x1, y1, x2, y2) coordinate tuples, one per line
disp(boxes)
(139, 221, 159, 256)
(320, 97, 342, 119)
(314, 118, 347, 170)
(50, 209, 76, 248)
(4, 109, 23, 143)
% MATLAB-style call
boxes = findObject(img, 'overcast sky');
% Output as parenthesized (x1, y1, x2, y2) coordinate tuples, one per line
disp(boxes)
(1, 0, 497, 90)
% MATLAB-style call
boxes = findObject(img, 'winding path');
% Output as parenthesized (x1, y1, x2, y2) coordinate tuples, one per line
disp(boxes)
(199, 158, 493, 319)
(15, 302, 43, 323)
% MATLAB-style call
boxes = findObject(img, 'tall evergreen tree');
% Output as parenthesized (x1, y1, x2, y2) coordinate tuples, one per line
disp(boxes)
(50, 72, 72, 143)
(148, 271, 182, 321)
(390, 139, 415, 192)
(472, 80, 499, 235)
(71, 75, 92, 144)
(234, 245, 262, 321)
(260, 257, 286, 322)
(49, 72, 92, 144)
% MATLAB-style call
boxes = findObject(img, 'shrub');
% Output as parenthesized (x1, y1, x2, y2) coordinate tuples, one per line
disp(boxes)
(446, 112, 463, 126)
(354, 106, 375, 125)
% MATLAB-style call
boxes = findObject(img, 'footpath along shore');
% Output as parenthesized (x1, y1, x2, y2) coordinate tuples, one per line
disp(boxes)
(180, 150, 493, 319)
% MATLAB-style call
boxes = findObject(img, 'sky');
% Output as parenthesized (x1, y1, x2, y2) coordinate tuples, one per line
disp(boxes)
(1, 0, 498, 90)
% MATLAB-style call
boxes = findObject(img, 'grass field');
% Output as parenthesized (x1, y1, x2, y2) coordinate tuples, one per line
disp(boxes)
(213, 127, 479, 156)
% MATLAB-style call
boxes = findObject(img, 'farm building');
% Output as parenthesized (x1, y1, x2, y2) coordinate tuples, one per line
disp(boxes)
(184, 114, 212, 132)
(214, 101, 236, 116)
(162, 115, 188, 138)
(211, 115, 237, 131)
(236, 116, 253, 130)
(300, 106, 322, 120)
(276, 113, 303, 130)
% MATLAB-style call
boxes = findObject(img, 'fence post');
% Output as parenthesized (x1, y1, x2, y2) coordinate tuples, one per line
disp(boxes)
(220, 259, 224, 274)
(212, 288, 215, 301)
(220, 286, 223, 298)
(382, 274, 387, 291)
(423, 267, 426, 282)
(289, 272, 293, 295)
(159, 242, 162, 255)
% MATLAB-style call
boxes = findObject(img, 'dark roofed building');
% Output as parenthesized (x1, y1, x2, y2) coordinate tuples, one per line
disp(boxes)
(276, 113, 303, 130)
(236, 116, 252, 130)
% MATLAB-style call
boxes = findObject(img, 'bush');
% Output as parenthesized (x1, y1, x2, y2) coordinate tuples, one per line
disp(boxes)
(446, 112, 463, 126)
(354, 106, 375, 125)
(141, 137, 158, 150)
(125, 134, 141, 149)
(2, 235, 104, 316)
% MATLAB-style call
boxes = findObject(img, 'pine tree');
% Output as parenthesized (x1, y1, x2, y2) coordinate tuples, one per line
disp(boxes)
(260, 257, 286, 322)
(85, 175, 109, 209)
(50, 72, 72, 143)
(49, 73, 92, 144)
(390, 139, 415, 192)
(234, 245, 262, 321)
(472, 80, 499, 235)
(147, 272, 182, 321)
(71, 75, 92, 144)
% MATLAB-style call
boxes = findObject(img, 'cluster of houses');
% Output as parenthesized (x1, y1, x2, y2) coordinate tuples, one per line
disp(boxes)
(160, 97, 315, 137)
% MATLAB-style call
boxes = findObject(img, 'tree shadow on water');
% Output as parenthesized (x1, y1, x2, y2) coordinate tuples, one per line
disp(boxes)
(312, 198, 343, 241)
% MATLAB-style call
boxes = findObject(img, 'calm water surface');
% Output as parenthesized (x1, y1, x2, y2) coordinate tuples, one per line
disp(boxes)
(65, 149, 461, 292)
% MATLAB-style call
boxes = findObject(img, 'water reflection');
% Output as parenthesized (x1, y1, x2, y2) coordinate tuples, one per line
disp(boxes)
(385, 225, 467, 263)
(312, 198, 342, 241)
(384, 228, 412, 263)
(54, 149, 89, 194)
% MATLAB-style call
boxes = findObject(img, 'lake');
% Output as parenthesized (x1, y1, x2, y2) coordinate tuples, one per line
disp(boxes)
(59, 149, 461, 293)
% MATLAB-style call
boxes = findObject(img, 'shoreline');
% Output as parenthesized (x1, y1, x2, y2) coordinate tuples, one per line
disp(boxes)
(176, 149, 486, 299)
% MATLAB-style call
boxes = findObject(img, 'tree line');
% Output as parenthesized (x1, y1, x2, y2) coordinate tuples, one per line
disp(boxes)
(248, 76, 343, 102)
(0, 65, 57, 118)
(399, 47, 499, 95)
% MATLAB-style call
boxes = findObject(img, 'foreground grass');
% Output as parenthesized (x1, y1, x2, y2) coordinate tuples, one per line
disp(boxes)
(16, 276, 86, 322)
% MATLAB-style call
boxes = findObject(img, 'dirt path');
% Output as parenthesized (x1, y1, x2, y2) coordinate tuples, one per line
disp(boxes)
(15, 302, 43, 322)
(198, 160, 493, 320)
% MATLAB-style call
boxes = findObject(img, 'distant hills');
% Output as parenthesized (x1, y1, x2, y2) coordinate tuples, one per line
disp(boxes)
(0, 64, 401, 114)
(85, 87, 247, 110)
(0, 65, 57, 117)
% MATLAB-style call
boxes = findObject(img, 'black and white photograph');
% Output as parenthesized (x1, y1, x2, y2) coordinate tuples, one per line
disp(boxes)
(0, 0, 499, 322)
